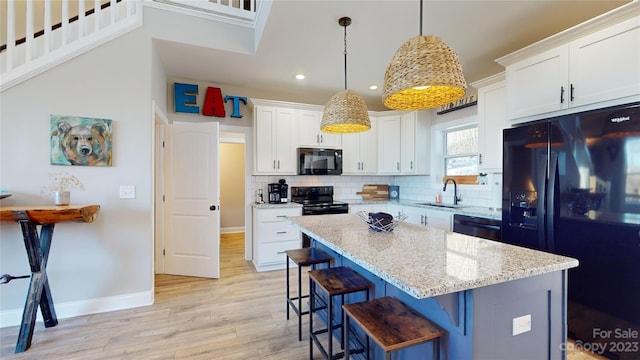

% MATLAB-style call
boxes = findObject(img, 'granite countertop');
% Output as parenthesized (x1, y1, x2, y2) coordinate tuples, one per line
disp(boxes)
(286, 214, 578, 299)
(252, 202, 302, 209)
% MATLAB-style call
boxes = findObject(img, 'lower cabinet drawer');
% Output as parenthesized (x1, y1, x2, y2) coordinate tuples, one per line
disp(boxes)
(258, 222, 300, 243)
(258, 240, 300, 265)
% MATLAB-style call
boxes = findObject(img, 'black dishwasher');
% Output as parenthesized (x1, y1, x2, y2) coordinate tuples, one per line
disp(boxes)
(453, 214, 501, 241)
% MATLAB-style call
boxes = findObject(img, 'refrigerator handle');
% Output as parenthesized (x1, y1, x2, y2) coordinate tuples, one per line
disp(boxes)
(537, 153, 548, 250)
(546, 153, 559, 252)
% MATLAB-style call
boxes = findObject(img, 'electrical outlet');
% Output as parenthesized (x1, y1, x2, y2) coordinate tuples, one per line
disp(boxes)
(119, 185, 135, 199)
(512, 314, 531, 336)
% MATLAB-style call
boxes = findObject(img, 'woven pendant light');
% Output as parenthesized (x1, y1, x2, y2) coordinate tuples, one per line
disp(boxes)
(321, 17, 371, 134)
(383, 0, 467, 110)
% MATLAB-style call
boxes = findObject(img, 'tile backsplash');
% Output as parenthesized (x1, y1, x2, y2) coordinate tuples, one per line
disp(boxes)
(252, 173, 502, 209)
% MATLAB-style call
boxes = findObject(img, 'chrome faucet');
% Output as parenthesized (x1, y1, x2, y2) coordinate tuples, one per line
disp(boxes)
(443, 178, 461, 205)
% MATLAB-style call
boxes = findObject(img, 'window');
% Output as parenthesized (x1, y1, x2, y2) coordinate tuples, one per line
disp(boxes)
(444, 125, 478, 176)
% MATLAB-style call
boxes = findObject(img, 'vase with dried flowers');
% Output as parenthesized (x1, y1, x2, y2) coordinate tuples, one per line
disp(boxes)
(41, 171, 85, 206)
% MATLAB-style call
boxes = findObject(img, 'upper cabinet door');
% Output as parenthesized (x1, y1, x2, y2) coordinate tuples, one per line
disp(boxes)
(254, 106, 277, 174)
(274, 108, 297, 174)
(253, 105, 297, 175)
(505, 46, 569, 120)
(358, 116, 378, 174)
(342, 116, 378, 174)
(298, 109, 342, 148)
(377, 114, 401, 174)
(569, 17, 640, 108)
(400, 112, 417, 174)
(477, 79, 507, 173)
(504, 14, 640, 122)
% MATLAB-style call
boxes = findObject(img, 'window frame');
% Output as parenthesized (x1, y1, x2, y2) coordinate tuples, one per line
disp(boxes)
(442, 124, 480, 178)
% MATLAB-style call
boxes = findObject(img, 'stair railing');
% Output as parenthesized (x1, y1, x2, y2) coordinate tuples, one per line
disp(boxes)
(1, 0, 143, 91)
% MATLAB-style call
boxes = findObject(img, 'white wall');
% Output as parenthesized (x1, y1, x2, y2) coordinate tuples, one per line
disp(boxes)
(0, 27, 155, 324)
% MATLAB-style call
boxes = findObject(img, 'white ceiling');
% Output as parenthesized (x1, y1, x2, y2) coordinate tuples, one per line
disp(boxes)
(155, 0, 630, 111)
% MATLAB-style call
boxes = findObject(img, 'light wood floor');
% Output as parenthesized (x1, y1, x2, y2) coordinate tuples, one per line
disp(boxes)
(0, 233, 605, 359)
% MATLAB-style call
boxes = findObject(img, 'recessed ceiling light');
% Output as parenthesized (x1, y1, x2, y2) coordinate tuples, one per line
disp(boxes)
(295, 74, 305, 80)
(369, 85, 378, 90)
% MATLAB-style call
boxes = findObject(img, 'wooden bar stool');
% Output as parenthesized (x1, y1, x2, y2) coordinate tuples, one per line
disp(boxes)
(286, 248, 333, 341)
(343, 296, 445, 360)
(309, 266, 372, 360)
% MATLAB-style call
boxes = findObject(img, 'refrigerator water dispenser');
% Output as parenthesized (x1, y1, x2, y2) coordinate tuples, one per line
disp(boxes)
(509, 191, 538, 228)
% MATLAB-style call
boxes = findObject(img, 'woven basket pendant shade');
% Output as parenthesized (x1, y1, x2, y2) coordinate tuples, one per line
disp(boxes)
(383, 35, 467, 110)
(322, 89, 371, 133)
(321, 17, 371, 134)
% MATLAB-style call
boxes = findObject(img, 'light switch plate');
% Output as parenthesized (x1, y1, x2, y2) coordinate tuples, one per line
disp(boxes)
(119, 185, 135, 199)
(512, 314, 532, 336)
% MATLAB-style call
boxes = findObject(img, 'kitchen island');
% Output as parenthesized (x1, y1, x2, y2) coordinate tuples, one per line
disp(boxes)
(286, 214, 578, 360)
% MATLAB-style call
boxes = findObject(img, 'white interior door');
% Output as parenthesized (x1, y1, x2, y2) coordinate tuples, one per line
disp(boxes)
(164, 122, 220, 278)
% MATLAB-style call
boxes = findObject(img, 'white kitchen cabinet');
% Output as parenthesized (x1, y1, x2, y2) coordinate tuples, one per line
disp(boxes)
(377, 114, 402, 174)
(377, 111, 430, 175)
(502, 16, 640, 121)
(252, 206, 301, 272)
(402, 206, 453, 231)
(298, 109, 342, 148)
(569, 17, 640, 108)
(254, 105, 297, 174)
(504, 46, 568, 119)
(474, 74, 508, 173)
(342, 116, 378, 174)
(400, 111, 430, 175)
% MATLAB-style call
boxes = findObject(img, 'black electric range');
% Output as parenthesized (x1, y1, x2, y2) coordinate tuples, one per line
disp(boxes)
(291, 186, 349, 216)
(291, 186, 349, 247)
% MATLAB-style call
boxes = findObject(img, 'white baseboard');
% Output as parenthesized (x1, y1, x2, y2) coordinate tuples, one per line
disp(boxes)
(221, 227, 244, 234)
(0, 290, 153, 328)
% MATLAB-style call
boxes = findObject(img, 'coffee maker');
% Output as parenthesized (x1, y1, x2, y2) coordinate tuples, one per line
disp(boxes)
(268, 179, 288, 204)
(278, 179, 288, 203)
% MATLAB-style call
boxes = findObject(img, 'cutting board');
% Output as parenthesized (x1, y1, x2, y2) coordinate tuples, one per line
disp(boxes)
(356, 184, 389, 200)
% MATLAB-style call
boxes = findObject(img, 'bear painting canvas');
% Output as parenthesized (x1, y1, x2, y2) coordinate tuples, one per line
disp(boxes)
(50, 115, 112, 166)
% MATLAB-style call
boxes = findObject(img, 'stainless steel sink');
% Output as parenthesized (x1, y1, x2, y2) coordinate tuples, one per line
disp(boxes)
(415, 202, 469, 209)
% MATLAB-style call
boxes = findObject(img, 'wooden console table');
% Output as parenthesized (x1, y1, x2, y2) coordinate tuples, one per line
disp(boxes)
(0, 205, 100, 353)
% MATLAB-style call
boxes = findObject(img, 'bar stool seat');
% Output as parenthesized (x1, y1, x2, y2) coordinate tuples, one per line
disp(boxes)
(309, 266, 372, 360)
(342, 296, 445, 360)
(286, 248, 333, 341)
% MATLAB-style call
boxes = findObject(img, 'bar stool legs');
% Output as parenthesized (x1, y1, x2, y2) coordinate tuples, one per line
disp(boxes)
(285, 248, 333, 341)
(309, 266, 372, 360)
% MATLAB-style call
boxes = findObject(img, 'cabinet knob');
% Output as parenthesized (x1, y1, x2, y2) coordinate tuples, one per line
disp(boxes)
(210, 205, 219, 211)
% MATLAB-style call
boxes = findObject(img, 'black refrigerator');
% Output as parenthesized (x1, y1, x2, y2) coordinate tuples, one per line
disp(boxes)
(502, 102, 640, 359)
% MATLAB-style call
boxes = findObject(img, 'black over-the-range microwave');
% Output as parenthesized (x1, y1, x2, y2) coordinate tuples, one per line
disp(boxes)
(297, 147, 342, 175)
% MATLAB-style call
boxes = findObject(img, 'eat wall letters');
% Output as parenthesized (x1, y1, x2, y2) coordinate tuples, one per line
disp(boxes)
(174, 83, 247, 118)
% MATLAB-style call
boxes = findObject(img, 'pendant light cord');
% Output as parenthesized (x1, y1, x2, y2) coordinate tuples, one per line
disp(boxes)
(419, 0, 423, 36)
(343, 22, 348, 90)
